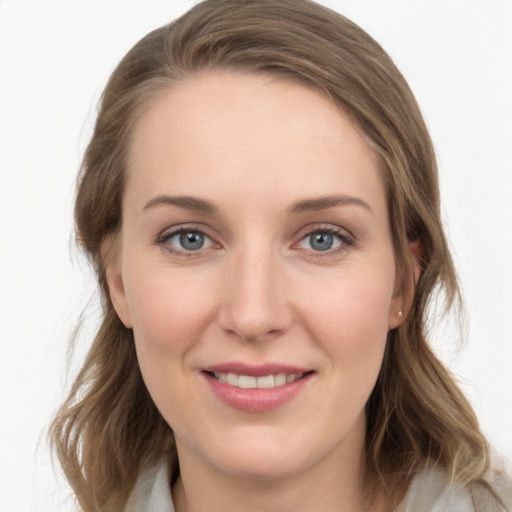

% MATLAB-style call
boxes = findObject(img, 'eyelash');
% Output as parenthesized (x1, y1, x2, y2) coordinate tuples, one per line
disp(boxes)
(156, 226, 218, 257)
(156, 224, 355, 258)
(293, 226, 355, 257)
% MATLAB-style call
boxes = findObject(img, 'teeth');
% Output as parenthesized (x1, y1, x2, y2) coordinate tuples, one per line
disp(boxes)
(274, 373, 287, 386)
(226, 373, 238, 386)
(212, 372, 304, 389)
(257, 375, 274, 389)
(238, 375, 257, 389)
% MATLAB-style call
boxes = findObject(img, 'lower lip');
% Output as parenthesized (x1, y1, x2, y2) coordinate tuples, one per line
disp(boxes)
(203, 372, 313, 412)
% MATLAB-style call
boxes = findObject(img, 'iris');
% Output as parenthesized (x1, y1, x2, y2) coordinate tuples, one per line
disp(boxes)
(179, 231, 205, 251)
(309, 232, 334, 251)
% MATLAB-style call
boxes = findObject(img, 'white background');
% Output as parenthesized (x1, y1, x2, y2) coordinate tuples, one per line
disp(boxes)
(1, 1, 511, 511)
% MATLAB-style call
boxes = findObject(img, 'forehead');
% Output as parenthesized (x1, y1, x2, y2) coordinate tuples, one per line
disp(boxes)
(126, 71, 385, 212)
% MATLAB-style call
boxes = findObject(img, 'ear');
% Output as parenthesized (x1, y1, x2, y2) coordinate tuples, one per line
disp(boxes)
(101, 234, 133, 329)
(388, 240, 422, 330)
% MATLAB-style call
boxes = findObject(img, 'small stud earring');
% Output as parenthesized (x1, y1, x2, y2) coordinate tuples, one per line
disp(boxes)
(398, 310, 403, 318)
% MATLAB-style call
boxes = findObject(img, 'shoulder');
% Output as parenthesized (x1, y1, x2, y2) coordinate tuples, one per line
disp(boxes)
(396, 464, 474, 512)
(396, 453, 512, 512)
(471, 453, 512, 512)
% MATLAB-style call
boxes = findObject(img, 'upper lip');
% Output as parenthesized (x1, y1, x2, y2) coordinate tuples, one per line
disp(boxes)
(203, 362, 312, 377)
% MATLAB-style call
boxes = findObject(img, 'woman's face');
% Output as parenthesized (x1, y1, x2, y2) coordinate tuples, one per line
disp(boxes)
(108, 72, 404, 481)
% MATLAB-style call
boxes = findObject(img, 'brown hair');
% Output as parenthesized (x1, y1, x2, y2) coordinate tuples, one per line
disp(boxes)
(49, 1, 494, 510)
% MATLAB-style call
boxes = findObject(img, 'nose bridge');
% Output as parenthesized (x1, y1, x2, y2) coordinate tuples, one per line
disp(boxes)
(219, 240, 291, 341)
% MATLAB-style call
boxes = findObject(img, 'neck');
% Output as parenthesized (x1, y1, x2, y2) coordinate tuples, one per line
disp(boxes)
(173, 466, 371, 512)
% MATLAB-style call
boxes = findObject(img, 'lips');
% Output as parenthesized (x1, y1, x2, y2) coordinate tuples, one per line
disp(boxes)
(202, 363, 314, 412)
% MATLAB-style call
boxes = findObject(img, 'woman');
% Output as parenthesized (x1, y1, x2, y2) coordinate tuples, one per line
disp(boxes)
(49, 1, 511, 511)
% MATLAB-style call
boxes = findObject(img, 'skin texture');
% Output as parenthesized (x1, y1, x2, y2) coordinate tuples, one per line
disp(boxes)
(106, 72, 408, 512)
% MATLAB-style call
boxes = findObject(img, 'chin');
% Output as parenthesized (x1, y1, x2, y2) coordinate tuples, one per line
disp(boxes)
(214, 448, 310, 481)
(191, 423, 351, 482)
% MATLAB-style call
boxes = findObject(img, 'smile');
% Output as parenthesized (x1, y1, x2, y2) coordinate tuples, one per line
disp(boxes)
(212, 372, 305, 389)
(202, 365, 314, 412)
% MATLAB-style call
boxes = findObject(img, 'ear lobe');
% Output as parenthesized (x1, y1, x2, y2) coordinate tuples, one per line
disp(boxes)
(101, 234, 133, 329)
(388, 239, 423, 330)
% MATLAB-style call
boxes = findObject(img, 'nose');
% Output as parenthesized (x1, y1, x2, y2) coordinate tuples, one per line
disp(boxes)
(217, 246, 293, 342)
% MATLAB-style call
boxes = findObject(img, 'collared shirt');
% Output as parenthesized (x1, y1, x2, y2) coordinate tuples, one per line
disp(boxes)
(126, 456, 512, 512)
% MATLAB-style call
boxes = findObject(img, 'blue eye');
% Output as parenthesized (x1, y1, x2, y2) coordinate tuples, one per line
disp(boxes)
(179, 231, 205, 251)
(161, 229, 214, 252)
(299, 229, 347, 252)
(309, 232, 336, 251)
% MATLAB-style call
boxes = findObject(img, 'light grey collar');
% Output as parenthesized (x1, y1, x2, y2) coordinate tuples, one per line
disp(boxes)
(126, 459, 175, 512)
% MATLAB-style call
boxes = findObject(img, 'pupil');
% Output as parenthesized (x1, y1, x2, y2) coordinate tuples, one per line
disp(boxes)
(180, 231, 204, 250)
(311, 232, 333, 251)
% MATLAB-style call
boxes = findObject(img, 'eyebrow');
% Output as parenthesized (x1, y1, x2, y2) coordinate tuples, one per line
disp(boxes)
(288, 194, 372, 214)
(142, 195, 219, 214)
(142, 193, 371, 216)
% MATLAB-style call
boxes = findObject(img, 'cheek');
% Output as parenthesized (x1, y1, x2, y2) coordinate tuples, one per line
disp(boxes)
(299, 267, 394, 371)
(126, 267, 214, 351)
(123, 267, 216, 408)
(282, 265, 395, 454)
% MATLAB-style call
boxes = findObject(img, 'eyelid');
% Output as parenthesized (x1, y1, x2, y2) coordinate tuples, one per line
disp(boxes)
(291, 223, 356, 256)
(155, 222, 355, 258)
(156, 223, 222, 256)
